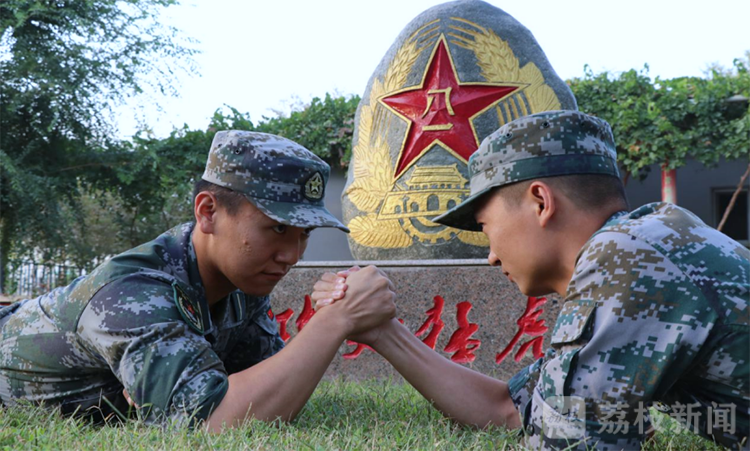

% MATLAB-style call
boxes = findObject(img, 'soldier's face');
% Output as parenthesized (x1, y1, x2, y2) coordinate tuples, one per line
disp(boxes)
(475, 190, 557, 296)
(213, 201, 311, 296)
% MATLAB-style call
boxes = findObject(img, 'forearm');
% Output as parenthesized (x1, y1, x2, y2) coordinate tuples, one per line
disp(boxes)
(205, 307, 347, 431)
(373, 319, 521, 429)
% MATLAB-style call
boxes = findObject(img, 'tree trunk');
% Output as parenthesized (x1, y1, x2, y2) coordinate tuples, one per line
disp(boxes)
(0, 217, 10, 295)
(622, 170, 630, 187)
(661, 165, 677, 204)
(0, 239, 4, 294)
(718, 162, 750, 232)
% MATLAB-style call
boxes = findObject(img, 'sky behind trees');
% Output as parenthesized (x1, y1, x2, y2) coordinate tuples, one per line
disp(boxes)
(118, 0, 750, 137)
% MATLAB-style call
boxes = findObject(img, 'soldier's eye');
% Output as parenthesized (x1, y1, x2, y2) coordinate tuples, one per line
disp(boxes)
(272, 225, 287, 234)
(303, 228, 315, 238)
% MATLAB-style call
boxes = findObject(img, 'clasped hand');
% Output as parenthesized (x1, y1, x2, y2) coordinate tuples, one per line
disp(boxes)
(311, 265, 397, 345)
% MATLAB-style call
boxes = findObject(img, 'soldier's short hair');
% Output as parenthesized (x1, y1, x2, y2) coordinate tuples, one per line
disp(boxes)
(192, 179, 247, 216)
(497, 173, 629, 211)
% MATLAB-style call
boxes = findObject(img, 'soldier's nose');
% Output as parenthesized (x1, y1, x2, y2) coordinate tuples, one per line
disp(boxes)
(276, 239, 301, 266)
(488, 250, 501, 267)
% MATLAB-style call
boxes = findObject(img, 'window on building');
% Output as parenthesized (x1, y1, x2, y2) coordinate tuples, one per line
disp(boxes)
(713, 188, 749, 243)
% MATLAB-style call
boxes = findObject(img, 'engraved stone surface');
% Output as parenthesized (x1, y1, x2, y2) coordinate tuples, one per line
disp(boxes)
(270, 260, 562, 381)
(342, 0, 577, 260)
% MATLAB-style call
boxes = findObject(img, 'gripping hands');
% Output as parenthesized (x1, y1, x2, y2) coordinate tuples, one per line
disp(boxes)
(311, 266, 397, 343)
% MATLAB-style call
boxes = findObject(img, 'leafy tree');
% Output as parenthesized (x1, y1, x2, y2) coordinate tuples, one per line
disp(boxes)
(0, 0, 195, 290)
(21, 95, 359, 277)
(569, 59, 750, 182)
(568, 66, 689, 181)
(257, 93, 360, 168)
(685, 59, 750, 229)
(52, 98, 360, 270)
(54, 107, 257, 268)
(570, 59, 750, 228)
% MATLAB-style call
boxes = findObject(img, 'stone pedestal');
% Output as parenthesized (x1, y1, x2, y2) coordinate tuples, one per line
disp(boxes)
(271, 260, 561, 381)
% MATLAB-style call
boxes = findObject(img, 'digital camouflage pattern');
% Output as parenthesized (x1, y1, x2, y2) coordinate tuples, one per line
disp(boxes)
(202, 130, 349, 232)
(508, 203, 750, 450)
(433, 110, 620, 231)
(433, 109, 748, 447)
(0, 223, 284, 425)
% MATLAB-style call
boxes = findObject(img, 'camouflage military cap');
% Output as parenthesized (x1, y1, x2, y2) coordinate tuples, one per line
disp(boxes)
(433, 110, 619, 231)
(202, 130, 349, 232)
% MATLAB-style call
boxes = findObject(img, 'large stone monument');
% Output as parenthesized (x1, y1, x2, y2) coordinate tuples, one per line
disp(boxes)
(342, 0, 577, 260)
(271, 1, 574, 381)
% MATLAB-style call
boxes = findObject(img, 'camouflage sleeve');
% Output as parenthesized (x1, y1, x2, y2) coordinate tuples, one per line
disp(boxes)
(521, 231, 718, 450)
(77, 275, 228, 426)
(507, 350, 550, 423)
(222, 295, 284, 375)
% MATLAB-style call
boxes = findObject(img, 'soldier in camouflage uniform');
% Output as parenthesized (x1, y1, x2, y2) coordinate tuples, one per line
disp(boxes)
(0, 131, 397, 429)
(313, 111, 749, 449)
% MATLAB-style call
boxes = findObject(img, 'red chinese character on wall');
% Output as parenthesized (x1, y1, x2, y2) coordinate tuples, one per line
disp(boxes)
(415, 295, 445, 349)
(342, 340, 374, 359)
(343, 320, 403, 360)
(495, 296, 548, 364)
(274, 308, 294, 342)
(443, 301, 481, 363)
(295, 295, 316, 332)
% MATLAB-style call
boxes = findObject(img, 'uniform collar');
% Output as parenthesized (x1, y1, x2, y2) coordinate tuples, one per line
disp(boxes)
(172, 223, 213, 335)
(207, 292, 248, 331)
(184, 224, 207, 302)
(602, 209, 629, 228)
(184, 223, 247, 332)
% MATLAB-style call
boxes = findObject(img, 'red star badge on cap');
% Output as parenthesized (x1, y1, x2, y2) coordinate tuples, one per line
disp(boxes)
(380, 36, 520, 180)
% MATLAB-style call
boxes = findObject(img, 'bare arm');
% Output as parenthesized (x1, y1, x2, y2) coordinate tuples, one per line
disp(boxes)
(206, 266, 395, 431)
(205, 306, 345, 431)
(369, 318, 521, 428)
(312, 269, 521, 429)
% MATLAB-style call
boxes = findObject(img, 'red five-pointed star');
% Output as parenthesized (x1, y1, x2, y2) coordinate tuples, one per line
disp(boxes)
(380, 36, 519, 180)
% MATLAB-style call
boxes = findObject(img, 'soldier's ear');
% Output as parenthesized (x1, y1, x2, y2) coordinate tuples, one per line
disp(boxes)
(528, 181, 555, 228)
(195, 191, 218, 234)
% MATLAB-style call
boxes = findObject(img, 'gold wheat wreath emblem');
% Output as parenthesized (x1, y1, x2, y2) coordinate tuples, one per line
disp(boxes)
(345, 17, 562, 249)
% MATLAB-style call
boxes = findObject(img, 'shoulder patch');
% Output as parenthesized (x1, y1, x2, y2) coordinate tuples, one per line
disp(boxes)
(304, 172, 324, 201)
(173, 283, 205, 334)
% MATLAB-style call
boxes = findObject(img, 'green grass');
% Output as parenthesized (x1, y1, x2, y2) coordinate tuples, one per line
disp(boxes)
(0, 380, 726, 450)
